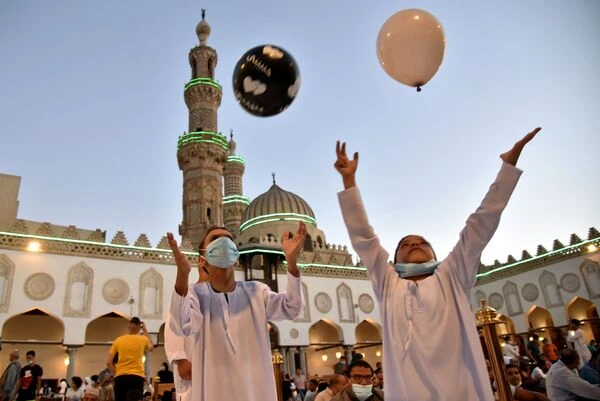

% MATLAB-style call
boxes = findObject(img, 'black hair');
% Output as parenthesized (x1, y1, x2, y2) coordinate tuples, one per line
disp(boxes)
(393, 235, 437, 264)
(560, 349, 579, 366)
(26, 350, 35, 357)
(346, 359, 373, 377)
(198, 226, 230, 253)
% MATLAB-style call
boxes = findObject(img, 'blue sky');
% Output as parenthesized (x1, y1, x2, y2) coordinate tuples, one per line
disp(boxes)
(0, 1, 598, 265)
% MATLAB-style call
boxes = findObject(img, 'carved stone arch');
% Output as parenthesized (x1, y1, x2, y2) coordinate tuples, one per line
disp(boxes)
(139, 268, 163, 319)
(336, 283, 355, 323)
(503, 281, 523, 316)
(303, 234, 313, 252)
(203, 185, 215, 199)
(539, 270, 564, 308)
(63, 261, 93, 317)
(580, 257, 600, 299)
(0, 254, 16, 313)
(294, 282, 311, 323)
(188, 185, 202, 200)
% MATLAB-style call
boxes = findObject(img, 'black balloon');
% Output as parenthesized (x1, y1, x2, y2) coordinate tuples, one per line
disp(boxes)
(232, 45, 300, 117)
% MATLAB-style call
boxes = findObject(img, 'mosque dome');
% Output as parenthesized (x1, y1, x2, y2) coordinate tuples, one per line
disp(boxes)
(239, 180, 316, 232)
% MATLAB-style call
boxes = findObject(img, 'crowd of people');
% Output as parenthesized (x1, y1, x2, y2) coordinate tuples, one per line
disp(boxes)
(495, 320, 600, 400)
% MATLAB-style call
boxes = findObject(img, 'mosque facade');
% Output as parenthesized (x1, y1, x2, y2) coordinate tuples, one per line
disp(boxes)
(0, 11, 598, 388)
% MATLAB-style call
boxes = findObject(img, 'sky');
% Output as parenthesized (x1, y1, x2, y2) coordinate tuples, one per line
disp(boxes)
(0, 1, 598, 266)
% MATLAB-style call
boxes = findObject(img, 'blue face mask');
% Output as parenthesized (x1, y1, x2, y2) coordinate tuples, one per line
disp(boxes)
(394, 260, 441, 278)
(204, 237, 239, 269)
(351, 384, 373, 401)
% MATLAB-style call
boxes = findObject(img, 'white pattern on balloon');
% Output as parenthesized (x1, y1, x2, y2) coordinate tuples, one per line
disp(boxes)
(243, 76, 267, 95)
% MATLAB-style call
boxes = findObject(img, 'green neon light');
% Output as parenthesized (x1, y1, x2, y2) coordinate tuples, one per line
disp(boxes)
(177, 131, 229, 151)
(223, 194, 251, 205)
(476, 237, 600, 279)
(239, 248, 366, 271)
(227, 155, 246, 165)
(0, 231, 199, 257)
(239, 249, 284, 256)
(184, 77, 222, 91)
(239, 213, 317, 232)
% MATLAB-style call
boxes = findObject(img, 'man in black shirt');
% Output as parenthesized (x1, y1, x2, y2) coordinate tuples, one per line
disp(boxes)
(15, 351, 42, 401)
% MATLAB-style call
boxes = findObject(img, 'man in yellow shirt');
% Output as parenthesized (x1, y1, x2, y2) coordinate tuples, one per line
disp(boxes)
(107, 317, 153, 401)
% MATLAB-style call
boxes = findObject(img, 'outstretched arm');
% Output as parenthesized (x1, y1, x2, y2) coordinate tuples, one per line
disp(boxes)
(444, 128, 540, 289)
(263, 223, 306, 320)
(168, 232, 192, 296)
(167, 232, 202, 336)
(336, 141, 393, 300)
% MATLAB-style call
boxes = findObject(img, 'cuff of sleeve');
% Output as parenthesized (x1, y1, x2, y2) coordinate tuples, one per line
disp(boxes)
(169, 353, 188, 364)
(337, 185, 360, 204)
(500, 161, 523, 177)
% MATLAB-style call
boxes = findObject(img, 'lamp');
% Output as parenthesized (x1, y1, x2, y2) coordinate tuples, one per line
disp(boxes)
(321, 353, 328, 362)
(27, 241, 41, 252)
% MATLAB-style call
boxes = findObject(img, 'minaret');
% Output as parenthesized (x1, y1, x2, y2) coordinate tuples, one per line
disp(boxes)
(223, 130, 250, 237)
(177, 9, 229, 250)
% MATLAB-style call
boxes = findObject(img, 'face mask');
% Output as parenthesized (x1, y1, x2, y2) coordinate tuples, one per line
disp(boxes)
(394, 260, 441, 278)
(204, 237, 239, 268)
(351, 384, 373, 401)
(27, 360, 34, 365)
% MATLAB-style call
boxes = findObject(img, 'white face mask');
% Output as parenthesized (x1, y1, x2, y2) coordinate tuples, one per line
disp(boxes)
(351, 384, 373, 401)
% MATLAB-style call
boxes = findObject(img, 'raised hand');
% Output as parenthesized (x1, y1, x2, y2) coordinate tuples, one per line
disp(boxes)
(334, 141, 359, 189)
(500, 127, 541, 166)
(167, 232, 191, 276)
(282, 222, 307, 262)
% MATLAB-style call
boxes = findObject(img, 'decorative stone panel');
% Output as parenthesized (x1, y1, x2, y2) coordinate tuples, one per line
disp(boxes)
(24, 273, 55, 301)
(63, 262, 93, 317)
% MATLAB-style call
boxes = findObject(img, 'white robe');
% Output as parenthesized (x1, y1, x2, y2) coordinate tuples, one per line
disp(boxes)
(567, 328, 591, 369)
(338, 162, 521, 401)
(164, 309, 193, 401)
(169, 273, 302, 401)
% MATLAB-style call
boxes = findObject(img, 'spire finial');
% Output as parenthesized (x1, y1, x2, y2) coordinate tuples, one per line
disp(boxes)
(201, 8, 206, 20)
(229, 129, 233, 140)
(271, 172, 276, 185)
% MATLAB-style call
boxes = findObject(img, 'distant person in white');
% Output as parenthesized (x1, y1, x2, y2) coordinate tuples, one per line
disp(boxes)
(567, 319, 591, 369)
(546, 349, 600, 401)
(503, 336, 521, 365)
(167, 223, 305, 401)
(334, 127, 541, 401)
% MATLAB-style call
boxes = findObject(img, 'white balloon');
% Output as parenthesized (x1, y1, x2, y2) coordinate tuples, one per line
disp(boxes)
(376, 9, 446, 90)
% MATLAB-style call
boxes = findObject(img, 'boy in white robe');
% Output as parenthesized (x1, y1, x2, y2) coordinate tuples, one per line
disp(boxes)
(334, 128, 540, 401)
(167, 223, 306, 401)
